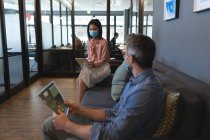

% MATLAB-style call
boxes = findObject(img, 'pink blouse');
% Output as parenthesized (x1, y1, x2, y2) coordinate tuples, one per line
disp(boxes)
(87, 38, 110, 68)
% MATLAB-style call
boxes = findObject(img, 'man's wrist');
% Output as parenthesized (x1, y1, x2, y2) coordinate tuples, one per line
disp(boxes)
(78, 105, 85, 116)
(64, 121, 72, 133)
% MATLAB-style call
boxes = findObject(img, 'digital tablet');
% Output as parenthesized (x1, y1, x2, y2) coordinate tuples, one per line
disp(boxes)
(75, 58, 88, 68)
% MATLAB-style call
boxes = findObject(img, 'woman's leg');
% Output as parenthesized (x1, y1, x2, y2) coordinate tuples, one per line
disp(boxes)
(78, 79, 87, 103)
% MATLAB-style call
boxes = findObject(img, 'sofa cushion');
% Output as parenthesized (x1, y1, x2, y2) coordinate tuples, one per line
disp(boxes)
(153, 88, 182, 138)
(81, 87, 116, 108)
(111, 60, 132, 102)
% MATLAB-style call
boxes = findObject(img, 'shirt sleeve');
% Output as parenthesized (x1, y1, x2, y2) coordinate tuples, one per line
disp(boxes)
(103, 102, 120, 120)
(90, 87, 163, 140)
(93, 40, 110, 67)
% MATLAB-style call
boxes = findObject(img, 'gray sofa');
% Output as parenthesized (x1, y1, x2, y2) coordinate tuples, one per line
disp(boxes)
(81, 61, 210, 139)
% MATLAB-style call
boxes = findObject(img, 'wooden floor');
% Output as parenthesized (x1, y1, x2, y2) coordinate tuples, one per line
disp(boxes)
(0, 77, 79, 140)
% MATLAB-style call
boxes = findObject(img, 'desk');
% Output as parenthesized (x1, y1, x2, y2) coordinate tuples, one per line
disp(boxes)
(43, 47, 81, 74)
(28, 47, 36, 51)
(118, 43, 126, 50)
(111, 44, 125, 60)
(48, 46, 72, 51)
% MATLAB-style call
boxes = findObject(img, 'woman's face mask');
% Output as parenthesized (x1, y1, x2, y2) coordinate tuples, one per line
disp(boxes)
(89, 24, 99, 38)
(89, 31, 98, 38)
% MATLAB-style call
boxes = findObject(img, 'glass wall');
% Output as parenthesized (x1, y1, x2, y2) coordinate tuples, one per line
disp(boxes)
(42, 0, 73, 74)
(0, 20, 5, 95)
(61, 4, 67, 45)
(143, 0, 153, 38)
(110, 0, 129, 43)
(4, 1, 24, 88)
(53, 0, 61, 47)
(110, 0, 129, 61)
(143, 14, 153, 38)
(25, 0, 38, 77)
(115, 16, 124, 43)
(132, 0, 138, 34)
(67, 10, 72, 44)
(41, 0, 52, 50)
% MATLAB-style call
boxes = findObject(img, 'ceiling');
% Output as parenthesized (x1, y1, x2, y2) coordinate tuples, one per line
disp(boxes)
(74, 0, 153, 11)
(4, 0, 153, 12)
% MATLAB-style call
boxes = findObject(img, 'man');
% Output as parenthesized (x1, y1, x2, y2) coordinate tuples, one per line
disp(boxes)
(110, 32, 123, 60)
(42, 34, 165, 140)
(110, 32, 119, 49)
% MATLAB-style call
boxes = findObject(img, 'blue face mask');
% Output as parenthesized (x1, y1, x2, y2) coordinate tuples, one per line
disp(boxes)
(89, 31, 98, 38)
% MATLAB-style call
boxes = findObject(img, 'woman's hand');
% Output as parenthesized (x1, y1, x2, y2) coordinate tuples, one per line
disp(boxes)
(86, 60, 94, 68)
(53, 110, 69, 130)
(64, 100, 81, 115)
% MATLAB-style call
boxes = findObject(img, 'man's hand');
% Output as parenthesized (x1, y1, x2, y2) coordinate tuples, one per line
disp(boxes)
(64, 101, 81, 115)
(53, 110, 91, 140)
(53, 110, 69, 130)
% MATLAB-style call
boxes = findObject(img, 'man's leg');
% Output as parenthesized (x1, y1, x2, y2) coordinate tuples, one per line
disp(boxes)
(42, 115, 94, 140)
(42, 116, 71, 140)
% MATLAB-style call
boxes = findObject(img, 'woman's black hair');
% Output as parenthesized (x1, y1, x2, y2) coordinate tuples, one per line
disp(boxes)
(87, 19, 102, 39)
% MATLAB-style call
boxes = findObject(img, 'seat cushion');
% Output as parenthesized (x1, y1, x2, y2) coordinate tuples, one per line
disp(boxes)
(111, 60, 132, 101)
(81, 87, 116, 108)
(153, 88, 182, 138)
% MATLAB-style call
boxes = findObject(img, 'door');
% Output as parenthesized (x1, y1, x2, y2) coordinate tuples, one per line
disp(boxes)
(25, 0, 38, 77)
(4, 0, 24, 89)
(0, 17, 6, 99)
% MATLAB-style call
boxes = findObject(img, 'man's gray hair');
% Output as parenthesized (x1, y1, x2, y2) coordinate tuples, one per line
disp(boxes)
(126, 33, 156, 68)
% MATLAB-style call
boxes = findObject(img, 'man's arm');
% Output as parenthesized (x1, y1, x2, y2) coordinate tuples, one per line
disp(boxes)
(64, 120, 92, 140)
(65, 101, 106, 122)
(79, 106, 106, 122)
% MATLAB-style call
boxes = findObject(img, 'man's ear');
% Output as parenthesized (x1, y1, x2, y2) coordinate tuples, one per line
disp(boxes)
(129, 55, 135, 63)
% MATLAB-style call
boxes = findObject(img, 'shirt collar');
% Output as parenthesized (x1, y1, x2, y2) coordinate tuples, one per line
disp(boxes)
(130, 68, 154, 85)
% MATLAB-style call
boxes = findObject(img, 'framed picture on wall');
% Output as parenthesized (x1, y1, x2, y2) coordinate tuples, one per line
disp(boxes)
(164, 0, 180, 20)
(193, 0, 210, 12)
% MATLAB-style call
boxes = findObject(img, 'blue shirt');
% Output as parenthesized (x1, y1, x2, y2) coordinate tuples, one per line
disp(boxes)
(90, 68, 165, 140)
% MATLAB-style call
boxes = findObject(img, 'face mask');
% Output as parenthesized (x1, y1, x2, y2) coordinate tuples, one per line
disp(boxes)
(89, 31, 98, 38)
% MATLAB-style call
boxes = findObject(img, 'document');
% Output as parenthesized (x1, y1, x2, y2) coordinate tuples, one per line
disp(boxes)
(38, 81, 69, 116)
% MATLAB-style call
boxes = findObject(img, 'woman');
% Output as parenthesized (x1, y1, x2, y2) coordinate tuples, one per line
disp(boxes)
(78, 19, 111, 102)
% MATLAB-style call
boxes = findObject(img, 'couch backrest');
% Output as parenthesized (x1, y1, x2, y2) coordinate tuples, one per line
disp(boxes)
(153, 61, 210, 138)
